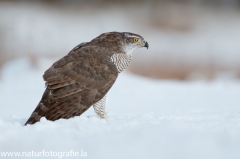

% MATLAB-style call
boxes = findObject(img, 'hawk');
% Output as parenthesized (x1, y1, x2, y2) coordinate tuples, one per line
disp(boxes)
(25, 32, 148, 125)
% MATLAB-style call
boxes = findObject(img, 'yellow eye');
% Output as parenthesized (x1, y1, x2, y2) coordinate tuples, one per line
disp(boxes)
(133, 38, 138, 42)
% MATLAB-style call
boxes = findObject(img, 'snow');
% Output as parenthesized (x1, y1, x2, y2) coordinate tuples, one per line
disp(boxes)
(0, 58, 240, 159)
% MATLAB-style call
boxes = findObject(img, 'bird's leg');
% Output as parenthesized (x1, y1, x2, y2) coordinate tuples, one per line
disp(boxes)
(93, 96, 107, 120)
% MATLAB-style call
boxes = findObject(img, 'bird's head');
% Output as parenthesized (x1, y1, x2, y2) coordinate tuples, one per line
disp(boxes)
(122, 32, 149, 55)
(90, 32, 148, 54)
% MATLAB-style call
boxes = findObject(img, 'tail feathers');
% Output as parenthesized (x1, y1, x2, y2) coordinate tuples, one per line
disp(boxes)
(24, 103, 49, 125)
(25, 88, 51, 125)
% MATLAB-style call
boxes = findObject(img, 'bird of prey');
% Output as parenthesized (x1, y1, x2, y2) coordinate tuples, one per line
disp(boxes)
(25, 32, 148, 125)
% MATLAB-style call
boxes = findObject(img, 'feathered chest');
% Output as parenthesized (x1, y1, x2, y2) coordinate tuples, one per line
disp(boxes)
(110, 53, 133, 73)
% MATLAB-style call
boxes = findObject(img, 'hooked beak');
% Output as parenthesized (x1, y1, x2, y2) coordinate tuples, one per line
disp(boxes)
(143, 41, 149, 49)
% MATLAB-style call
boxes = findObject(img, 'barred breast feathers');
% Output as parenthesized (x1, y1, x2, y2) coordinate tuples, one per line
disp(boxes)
(110, 53, 132, 73)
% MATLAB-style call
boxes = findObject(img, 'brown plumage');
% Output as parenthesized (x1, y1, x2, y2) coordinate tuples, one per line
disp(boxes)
(25, 32, 148, 125)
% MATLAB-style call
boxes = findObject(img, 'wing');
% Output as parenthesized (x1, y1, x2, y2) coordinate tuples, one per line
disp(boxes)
(25, 46, 118, 125)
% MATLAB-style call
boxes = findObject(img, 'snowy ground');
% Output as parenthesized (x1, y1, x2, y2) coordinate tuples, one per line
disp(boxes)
(0, 58, 240, 159)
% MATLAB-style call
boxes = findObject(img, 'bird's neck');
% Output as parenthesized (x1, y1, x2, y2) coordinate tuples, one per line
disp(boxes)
(110, 53, 133, 73)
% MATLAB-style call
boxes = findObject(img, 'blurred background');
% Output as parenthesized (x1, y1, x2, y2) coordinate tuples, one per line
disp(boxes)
(1, 0, 240, 81)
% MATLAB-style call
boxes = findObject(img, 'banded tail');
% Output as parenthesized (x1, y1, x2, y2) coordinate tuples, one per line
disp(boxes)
(25, 88, 51, 125)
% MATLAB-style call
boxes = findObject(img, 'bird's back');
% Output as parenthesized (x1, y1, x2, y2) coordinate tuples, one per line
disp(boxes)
(25, 44, 118, 125)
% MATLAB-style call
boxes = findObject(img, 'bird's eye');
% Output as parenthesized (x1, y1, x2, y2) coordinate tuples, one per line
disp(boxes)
(133, 38, 138, 42)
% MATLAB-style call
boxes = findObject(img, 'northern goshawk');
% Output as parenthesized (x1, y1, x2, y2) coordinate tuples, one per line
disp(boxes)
(25, 32, 148, 125)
